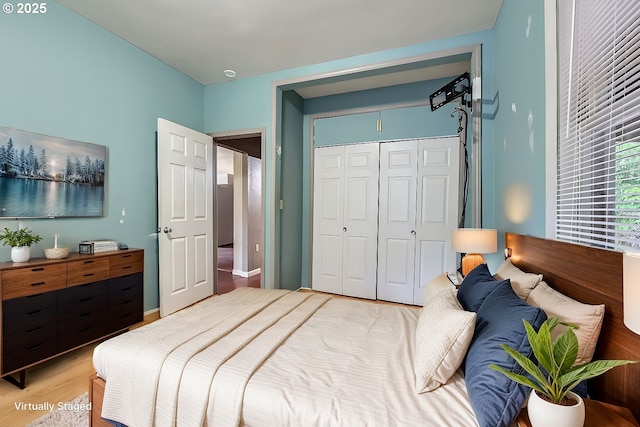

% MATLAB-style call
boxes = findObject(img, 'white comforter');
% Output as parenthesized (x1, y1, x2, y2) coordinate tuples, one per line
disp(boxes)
(94, 288, 477, 427)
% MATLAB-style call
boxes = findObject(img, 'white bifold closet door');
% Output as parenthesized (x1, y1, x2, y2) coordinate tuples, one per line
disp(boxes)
(312, 142, 379, 299)
(377, 137, 460, 305)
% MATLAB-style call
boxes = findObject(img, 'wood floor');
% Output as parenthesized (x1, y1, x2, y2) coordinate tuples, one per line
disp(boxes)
(216, 245, 261, 294)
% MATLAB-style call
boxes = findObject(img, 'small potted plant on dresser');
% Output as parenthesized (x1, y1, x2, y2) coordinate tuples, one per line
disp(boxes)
(0, 227, 43, 262)
(490, 317, 637, 427)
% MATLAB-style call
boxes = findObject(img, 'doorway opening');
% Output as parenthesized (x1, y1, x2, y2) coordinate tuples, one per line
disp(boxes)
(212, 131, 264, 294)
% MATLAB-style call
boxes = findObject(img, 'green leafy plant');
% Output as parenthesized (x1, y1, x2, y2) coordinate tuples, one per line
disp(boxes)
(0, 227, 43, 247)
(489, 317, 637, 404)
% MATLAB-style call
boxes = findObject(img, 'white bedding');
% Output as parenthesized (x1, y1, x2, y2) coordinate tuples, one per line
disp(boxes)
(94, 288, 478, 427)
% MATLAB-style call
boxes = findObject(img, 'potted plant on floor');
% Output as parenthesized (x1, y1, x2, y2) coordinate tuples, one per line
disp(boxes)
(0, 227, 43, 262)
(489, 317, 637, 427)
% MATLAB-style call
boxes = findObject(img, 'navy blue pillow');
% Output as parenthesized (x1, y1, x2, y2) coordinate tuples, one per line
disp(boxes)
(464, 280, 547, 427)
(457, 263, 503, 312)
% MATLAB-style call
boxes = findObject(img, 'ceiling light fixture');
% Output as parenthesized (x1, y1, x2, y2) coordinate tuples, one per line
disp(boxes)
(224, 69, 237, 78)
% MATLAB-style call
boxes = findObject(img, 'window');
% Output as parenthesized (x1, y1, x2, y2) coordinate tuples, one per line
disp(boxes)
(556, 0, 640, 251)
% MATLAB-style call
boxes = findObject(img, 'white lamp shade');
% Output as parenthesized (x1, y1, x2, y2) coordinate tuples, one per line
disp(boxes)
(451, 228, 498, 254)
(623, 252, 640, 335)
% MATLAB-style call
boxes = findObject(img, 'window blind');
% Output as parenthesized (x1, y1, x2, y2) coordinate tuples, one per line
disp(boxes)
(556, 0, 640, 250)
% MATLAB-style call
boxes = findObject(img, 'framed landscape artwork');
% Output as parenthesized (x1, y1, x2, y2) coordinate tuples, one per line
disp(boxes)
(0, 126, 106, 218)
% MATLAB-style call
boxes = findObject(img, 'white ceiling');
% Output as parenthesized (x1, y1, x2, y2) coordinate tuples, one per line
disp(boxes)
(57, 0, 502, 94)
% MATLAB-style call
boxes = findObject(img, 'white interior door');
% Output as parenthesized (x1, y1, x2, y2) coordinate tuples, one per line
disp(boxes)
(342, 143, 379, 299)
(413, 137, 460, 305)
(157, 118, 214, 317)
(311, 145, 344, 295)
(377, 141, 418, 304)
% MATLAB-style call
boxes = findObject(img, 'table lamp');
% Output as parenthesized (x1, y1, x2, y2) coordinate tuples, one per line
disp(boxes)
(451, 228, 498, 276)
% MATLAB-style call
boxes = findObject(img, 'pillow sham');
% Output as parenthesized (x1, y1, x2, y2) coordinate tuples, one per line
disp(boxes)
(494, 259, 543, 300)
(526, 281, 605, 365)
(457, 263, 504, 312)
(464, 280, 547, 427)
(414, 288, 476, 393)
(423, 273, 456, 303)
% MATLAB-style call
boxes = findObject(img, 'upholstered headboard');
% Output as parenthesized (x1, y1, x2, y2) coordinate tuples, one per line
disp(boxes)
(505, 232, 640, 420)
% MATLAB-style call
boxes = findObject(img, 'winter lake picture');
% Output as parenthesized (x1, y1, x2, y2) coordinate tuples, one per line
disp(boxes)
(0, 126, 106, 218)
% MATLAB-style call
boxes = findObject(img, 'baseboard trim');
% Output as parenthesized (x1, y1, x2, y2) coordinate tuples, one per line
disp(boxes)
(232, 268, 261, 278)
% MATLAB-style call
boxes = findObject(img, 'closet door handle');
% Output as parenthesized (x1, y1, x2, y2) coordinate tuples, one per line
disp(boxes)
(411, 230, 416, 235)
(343, 227, 347, 232)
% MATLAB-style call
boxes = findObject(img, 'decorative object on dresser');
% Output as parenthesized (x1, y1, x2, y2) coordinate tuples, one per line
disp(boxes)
(451, 228, 497, 275)
(44, 233, 69, 260)
(0, 227, 43, 263)
(490, 316, 636, 427)
(78, 240, 119, 254)
(0, 249, 144, 388)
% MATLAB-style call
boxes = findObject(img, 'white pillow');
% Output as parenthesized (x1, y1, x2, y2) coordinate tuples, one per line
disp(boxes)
(414, 288, 476, 393)
(526, 281, 605, 365)
(423, 273, 455, 303)
(494, 259, 542, 300)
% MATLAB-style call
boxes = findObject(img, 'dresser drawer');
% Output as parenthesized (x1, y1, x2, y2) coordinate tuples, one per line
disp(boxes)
(67, 258, 110, 287)
(109, 273, 143, 304)
(2, 330, 57, 374)
(58, 280, 109, 306)
(58, 310, 109, 352)
(2, 291, 57, 318)
(1, 264, 66, 300)
(3, 304, 57, 338)
(58, 296, 108, 322)
(109, 251, 143, 278)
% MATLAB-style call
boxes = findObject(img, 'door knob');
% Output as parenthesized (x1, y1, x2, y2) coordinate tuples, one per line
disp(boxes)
(164, 227, 172, 233)
(343, 227, 347, 232)
(411, 230, 416, 235)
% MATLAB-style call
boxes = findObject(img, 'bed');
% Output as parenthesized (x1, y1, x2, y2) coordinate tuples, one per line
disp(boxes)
(88, 233, 640, 426)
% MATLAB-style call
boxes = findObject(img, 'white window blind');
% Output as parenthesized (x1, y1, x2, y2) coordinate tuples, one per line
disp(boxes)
(556, 0, 640, 250)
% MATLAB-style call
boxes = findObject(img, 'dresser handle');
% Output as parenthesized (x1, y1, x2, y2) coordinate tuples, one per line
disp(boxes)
(27, 309, 42, 315)
(79, 327, 90, 333)
(27, 326, 42, 333)
(83, 260, 94, 264)
(83, 273, 95, 277)
(80, 312, 91, 317)
(80, 297, 92, 302)
(122, 266, 132, 270)
(122, 255, 132, 258)
(121, 300, 131, 305)
(121, 286, 133, 292)
(31, 267, 45, 272)
(27, 343, 43, 351)
(31, 281, 45, 287)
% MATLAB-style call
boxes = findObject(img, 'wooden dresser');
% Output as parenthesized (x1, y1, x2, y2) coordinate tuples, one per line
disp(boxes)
(0, 249, 144, 388)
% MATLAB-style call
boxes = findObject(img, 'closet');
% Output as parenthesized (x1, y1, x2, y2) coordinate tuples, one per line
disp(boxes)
(311, 142, 379, 299)
(377, 137, 460, 305)
(311, 136, 460, 305)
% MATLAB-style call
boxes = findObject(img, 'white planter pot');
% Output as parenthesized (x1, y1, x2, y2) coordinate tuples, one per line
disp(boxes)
(11, 246, 31, 263)
(528, 390, 585, 427)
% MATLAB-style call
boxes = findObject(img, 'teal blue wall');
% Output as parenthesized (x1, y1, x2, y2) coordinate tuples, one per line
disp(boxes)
(490, 0, 547, 267)
(279, 91, 304, 290)
(0, 3, 204, 311)
(204, 30, 494, 289)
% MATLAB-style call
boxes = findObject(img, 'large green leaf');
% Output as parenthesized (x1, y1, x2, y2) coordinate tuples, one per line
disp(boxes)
(553, 328, 579, 374)
(558, 359, 637, 387)
(489, 363, 547, 396)
(525, 320, 555, 375)
(496, 344, 550, 390)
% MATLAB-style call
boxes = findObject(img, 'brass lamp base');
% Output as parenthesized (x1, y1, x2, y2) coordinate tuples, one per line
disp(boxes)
(461, 253, 486, 276)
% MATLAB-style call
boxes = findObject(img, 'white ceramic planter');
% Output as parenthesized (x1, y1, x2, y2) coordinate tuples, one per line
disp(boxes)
(11, 246, 30, 263)
(528, 390, 585, 427)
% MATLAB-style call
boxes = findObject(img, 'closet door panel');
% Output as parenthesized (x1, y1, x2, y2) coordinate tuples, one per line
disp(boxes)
(377, 141, 417, 304)
(312, 146, 344, 295)
(413, 137, 460, 305)
(342, 143, 379, 299)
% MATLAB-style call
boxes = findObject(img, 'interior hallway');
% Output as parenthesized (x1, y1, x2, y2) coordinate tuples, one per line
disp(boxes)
(217, 245, 260, 294)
